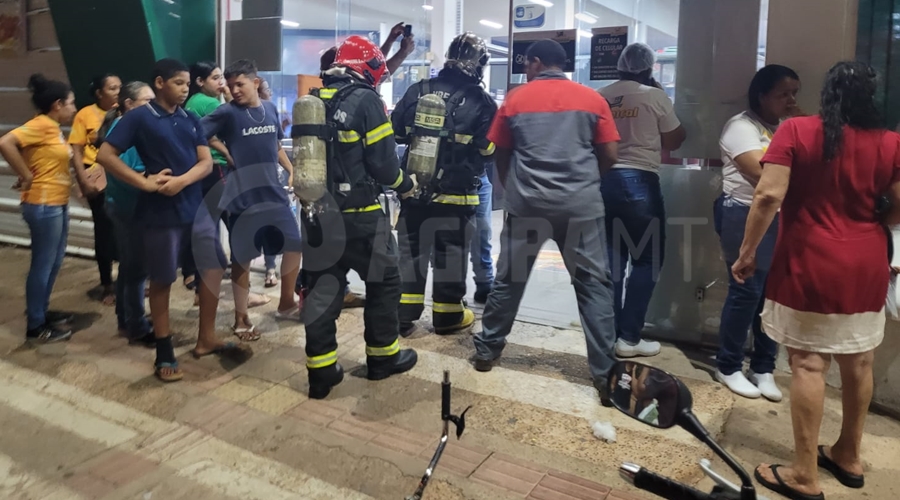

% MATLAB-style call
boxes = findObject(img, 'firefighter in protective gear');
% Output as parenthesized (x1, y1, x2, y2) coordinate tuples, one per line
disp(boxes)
(391, 32, 498, 336)
(298, 35, 419, 400)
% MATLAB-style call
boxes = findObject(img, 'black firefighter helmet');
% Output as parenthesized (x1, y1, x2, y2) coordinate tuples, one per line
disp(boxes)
(444, 32, 490, 80)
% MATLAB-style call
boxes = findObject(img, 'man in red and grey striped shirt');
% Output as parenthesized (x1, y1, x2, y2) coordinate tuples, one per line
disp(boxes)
(472, 39, 620, 404)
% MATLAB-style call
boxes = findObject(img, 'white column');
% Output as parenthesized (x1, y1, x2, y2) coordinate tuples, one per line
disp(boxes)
(671, 0, 762, 160)
(430, 0, 460, 70)
(765, 0, 858, 113)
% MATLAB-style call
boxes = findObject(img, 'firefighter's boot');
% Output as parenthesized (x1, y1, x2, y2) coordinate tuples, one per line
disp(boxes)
(367, 349, 418, 381)
(434, 308, 476, 335)
(308, 363, 344, 400)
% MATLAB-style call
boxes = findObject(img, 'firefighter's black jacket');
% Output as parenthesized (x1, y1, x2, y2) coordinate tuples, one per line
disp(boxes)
(321, 74, 413, 210)
(391, 68, 497, 202)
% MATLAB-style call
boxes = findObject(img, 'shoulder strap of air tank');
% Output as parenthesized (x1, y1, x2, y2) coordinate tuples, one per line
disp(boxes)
(330, 81, 376, 110)
(442, 83, 480, 140)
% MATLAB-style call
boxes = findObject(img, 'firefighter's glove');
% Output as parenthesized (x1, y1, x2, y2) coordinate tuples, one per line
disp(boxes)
(400, 173, 419, 199)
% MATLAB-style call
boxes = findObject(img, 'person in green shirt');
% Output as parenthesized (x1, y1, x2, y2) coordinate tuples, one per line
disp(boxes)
(181, 61, 270, 310)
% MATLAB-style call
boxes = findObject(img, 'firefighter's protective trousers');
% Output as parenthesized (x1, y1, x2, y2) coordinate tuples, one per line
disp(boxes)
(398, 199, 477, 330)
(301, 207, 404, 369)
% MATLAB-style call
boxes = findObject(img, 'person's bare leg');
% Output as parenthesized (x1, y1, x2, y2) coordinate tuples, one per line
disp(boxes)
(231, 261, 254, 334)
(149, 281, 178, 377)
(825, 350, 875, 476)
(195, 268, 227, 354)
(279, 251, 301, 312)
(757, 347, 829, 496)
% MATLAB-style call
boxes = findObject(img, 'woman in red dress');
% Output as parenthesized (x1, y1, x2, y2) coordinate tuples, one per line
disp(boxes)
(733, 61, 898, 500)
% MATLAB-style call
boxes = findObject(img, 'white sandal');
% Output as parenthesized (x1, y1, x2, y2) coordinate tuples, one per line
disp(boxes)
(231, 324, 260, 341)
(275, 303, 301, 321)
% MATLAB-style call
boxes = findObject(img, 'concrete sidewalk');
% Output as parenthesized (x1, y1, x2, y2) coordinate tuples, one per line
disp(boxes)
(0, 246, 898, 500)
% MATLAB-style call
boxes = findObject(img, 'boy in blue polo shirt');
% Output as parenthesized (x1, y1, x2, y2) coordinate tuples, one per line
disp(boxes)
(97, 59, 236, 382)
(200, 59, 301, 337)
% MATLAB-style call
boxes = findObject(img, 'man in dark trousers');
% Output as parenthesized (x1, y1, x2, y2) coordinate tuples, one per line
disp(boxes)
(470, 40, 621, 404)
(299, 35, 419, 399)
(391, 32, 497, 336)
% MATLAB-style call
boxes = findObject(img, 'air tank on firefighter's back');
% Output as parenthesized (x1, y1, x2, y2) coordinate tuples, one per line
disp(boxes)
(292, 95, 328, 208)
(407, 93, 447, 195)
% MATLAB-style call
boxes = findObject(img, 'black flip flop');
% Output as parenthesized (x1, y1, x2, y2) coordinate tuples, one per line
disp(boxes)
(818, 445, 864, 489)
(754, 464, 825, 500)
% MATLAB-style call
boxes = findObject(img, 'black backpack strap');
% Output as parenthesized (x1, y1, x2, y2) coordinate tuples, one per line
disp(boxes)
(443, 83, 480, 144)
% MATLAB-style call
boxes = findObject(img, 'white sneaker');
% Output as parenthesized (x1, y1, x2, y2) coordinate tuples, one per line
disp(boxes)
(716, 370, 761, 399)
(749, 371, 783, 402)
(615, 339, 661, 358)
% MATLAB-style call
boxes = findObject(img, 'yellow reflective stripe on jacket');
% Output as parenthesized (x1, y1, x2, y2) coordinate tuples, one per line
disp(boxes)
(389, 170, 405, 189)
(366, 339, 400, 357)
(307, 350, 338, 369)
(400, 293, 425, 305)
(365, 123, 393, 146)
(454, 134, 473, 144)
(433, 194, 479, 206)
(337, 130, 361, 143)
(342, 203, 382, 213)
(480, 142, 496, 156)
(433, 302, 465, 313)
(318, 88, 337, 99)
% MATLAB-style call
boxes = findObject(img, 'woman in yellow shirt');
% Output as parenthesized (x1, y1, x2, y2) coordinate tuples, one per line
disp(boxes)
(69, 73, 122, 305)
(0, 74, 78, 343)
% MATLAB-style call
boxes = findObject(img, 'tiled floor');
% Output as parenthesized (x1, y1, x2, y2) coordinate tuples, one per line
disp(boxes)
(1, 247, 899, 500)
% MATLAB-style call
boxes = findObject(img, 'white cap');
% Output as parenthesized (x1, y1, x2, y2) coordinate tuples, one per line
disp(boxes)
(617, 43, 656, 74)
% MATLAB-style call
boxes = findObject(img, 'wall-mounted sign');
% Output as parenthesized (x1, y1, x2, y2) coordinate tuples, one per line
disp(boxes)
(511, 29, 576, 75)
(590, 26, 628, 80)
(513, 4, 545, 29)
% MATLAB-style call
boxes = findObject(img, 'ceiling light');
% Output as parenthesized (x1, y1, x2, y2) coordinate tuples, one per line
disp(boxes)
(422, 4, 434, 10)
(479, 19, 503, 29)
(577, 29, 593, 38)
(529, 0, 554, 6)
(280, 19, 300, 27)
(575, 12, 597, 23)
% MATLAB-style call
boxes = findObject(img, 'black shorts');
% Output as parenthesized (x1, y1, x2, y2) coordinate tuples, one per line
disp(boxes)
(228, 206, 302, 265)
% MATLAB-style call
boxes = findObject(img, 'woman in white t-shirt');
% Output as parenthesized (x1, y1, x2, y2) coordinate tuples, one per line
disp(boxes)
(714, 64, 801, 401)
(599, 43, 686, 359)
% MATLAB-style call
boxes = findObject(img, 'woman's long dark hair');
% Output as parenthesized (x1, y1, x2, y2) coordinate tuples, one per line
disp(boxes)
(94, 81, 151, 149)
(820, 61, 883, 162)
(188, 61, 218, 98)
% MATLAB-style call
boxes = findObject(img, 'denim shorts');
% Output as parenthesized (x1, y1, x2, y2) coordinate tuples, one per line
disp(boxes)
(144, 216, 225, 284)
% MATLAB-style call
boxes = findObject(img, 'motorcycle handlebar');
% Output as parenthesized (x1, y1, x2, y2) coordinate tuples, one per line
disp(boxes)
(632, 467, 711, 500)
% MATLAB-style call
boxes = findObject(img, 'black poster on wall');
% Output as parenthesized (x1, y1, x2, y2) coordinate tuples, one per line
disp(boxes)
(590, 26, 628, 80)
(511, 29, 577, 75)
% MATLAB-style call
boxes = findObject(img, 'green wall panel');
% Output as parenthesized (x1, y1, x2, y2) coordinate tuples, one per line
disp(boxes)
(48, 0, 216, 108)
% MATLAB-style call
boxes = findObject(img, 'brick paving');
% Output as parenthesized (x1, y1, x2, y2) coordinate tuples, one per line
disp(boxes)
(276, 389, 643, 499)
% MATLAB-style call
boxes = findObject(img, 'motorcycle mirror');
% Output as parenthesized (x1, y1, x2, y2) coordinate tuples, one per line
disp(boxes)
(607, 361, 689, 429)
(608, 361, 758, 499)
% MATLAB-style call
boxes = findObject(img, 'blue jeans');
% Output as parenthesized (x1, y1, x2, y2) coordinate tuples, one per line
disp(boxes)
(470, 173, 494, 290)
(713, 194, 779, 375)
(21, 203, 69, 331)
(600, 168, 666, 344)
(106, 202, 151, 338)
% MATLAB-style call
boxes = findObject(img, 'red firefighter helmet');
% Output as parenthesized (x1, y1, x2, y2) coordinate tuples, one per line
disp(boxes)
(333, 35, 388, 86)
